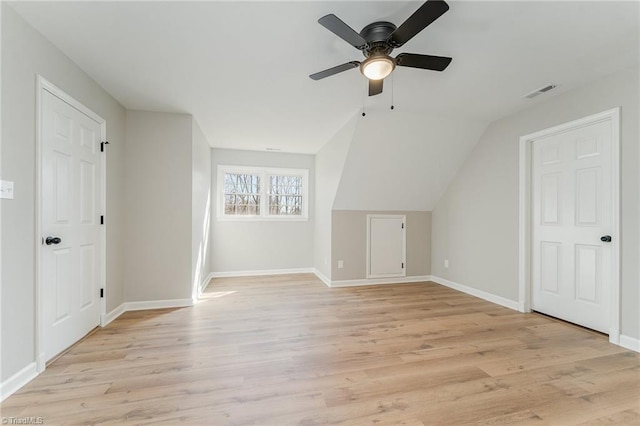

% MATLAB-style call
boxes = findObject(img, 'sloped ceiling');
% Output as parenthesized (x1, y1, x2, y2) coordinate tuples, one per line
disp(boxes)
(333, 110, 488, 211)
(9, 1, 639, 154)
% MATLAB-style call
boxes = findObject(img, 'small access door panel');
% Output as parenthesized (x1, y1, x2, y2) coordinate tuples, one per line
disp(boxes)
(367, 215, 406, 279)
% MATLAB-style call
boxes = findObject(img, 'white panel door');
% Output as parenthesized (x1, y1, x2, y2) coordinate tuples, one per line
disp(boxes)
(532, 120, 612, 333)
(367, 215, 406, 278)
(41, 89, 102, 360)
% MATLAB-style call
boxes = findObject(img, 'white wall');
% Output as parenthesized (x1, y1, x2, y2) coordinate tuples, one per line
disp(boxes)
(1, 4, 127, 381)
(191, 121, 212, 296)
(211, 149, 314, 273)
(124, 111, 192, 302)
(333, 110, 488, 211)
(313, 114, 358, 279)
(432, 66, 640, 340)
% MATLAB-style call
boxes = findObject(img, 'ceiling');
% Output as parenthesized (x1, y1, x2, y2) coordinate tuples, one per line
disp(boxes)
(10, 1, 639, 154)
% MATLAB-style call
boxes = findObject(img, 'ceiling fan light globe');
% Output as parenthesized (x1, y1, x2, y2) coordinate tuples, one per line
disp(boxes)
(361, 56, 395, 80)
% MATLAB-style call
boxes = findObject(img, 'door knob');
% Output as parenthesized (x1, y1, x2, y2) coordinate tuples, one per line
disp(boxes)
(600, 235, 612, 243)
(45, 236, 62, 245)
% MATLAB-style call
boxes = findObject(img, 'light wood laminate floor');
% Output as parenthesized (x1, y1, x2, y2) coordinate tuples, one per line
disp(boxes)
(1, 274, 639, 425)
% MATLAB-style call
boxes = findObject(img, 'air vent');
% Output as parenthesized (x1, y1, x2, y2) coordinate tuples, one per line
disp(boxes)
(524, 84, 557, 99)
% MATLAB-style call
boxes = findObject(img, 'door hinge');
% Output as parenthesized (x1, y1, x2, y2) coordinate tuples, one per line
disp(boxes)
(401, 262, 404, 269)
(100, 288, 104, 298)
(100, 141, 110, 152)
(100, 215, 104, 225)
(402, 223, 404, 229)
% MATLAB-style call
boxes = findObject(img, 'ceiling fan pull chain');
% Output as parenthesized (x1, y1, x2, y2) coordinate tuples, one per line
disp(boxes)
(362, 78, 367, 117)
(391, 74, 395, 110)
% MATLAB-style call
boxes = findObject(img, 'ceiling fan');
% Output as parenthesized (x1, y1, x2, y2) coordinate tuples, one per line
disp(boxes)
(309, 0, 452, 96)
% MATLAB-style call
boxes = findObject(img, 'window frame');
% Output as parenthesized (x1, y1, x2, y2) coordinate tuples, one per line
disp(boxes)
(217, 165, 309, 221)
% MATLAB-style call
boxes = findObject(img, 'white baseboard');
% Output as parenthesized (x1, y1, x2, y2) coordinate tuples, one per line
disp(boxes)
(211, 268, 315, 278)
(430, 275, 520, 311)
(609, 329, 620, 345)
(313, 269, 332, 287)
(0, 362, 39, 402)
(199, 272, 215, 295)
(101, 303, 125, 327)
(100, 299, 193, 327)
(124, 299, 193, 311)
(518, 301, 528, 314)
(619, 334, 640, 352)
(328, 275, 433, 288)
(36, 352, 46, 373)
(209, 269, 428, 288)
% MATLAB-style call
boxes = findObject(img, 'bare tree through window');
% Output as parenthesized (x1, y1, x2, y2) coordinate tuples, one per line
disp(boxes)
(224, 173, 260, 215)
(269, 175, 303, 215)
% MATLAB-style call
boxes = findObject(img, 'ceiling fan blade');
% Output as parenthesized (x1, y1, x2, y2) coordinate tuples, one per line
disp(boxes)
(318, 14, 368, 50)
(390, 0, 449, 47)
(395, 53, 452, 71)
(369, 79, 383, 96)
(309, 61, 360, 80)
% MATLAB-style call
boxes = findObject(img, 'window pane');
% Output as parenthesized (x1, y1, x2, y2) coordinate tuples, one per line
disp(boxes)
(269, 175, 302, 195)
(268, 175, 302, 215)
(224, 173, 260, 215)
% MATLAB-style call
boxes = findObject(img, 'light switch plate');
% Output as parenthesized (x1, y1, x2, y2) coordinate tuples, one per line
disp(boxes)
(0, 180, 14, 199)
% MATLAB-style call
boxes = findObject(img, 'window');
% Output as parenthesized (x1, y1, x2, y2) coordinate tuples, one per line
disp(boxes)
(217, 166, 309, 220)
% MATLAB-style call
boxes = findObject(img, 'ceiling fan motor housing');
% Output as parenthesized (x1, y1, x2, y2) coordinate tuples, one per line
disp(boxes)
(360, 21, 397, 58)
